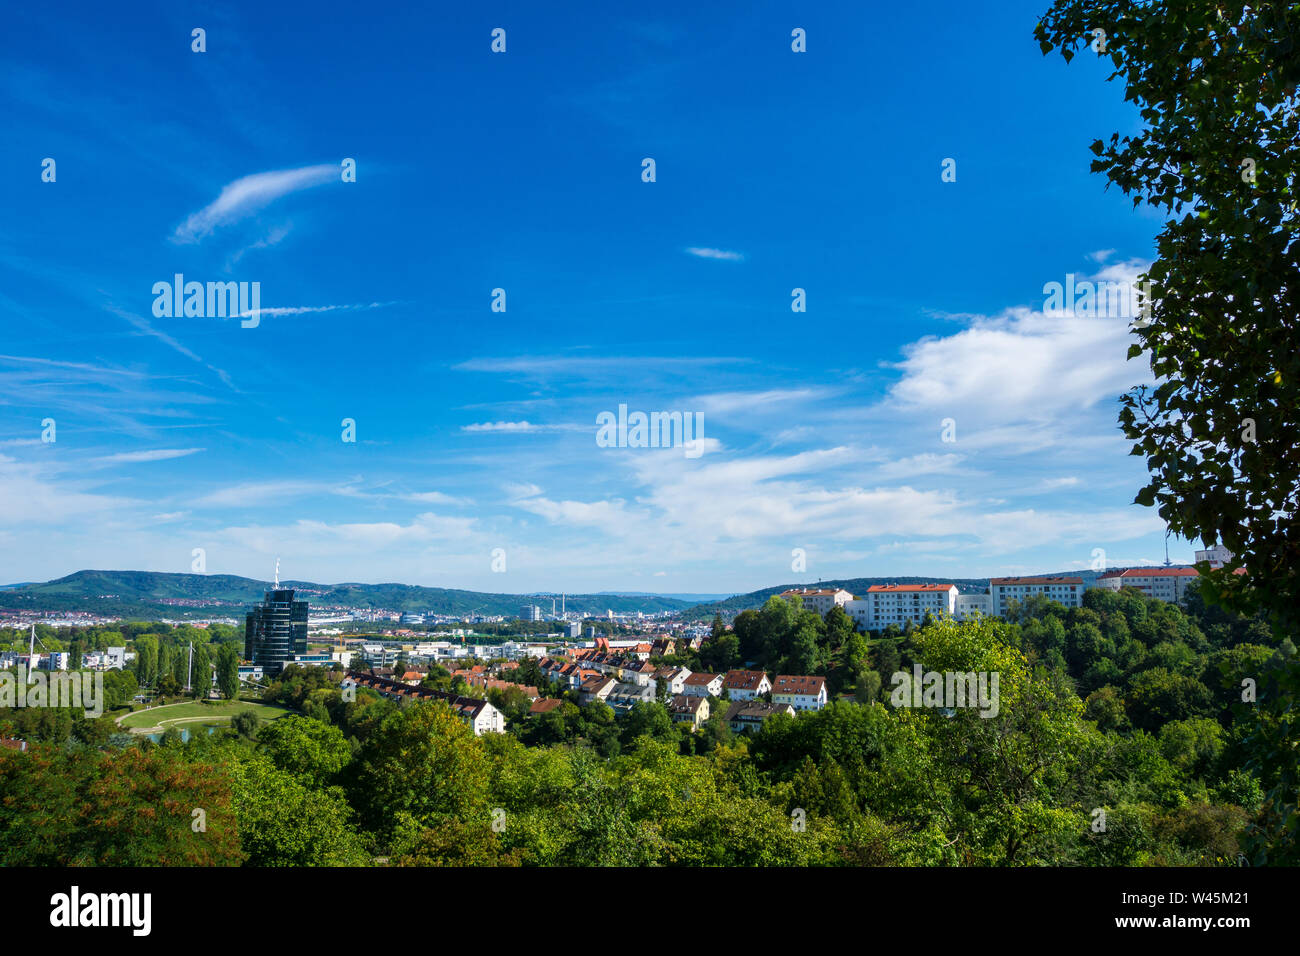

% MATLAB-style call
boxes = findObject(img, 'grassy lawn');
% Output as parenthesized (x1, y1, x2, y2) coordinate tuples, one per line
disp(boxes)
(117, 699, 293, 730)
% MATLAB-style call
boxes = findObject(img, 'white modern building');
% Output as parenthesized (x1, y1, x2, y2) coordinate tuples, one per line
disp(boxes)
(1194, 544, 1233, 569)
(778, 588, 854, 615)
(844, 584, 958, 631)
(1094, 567, 1200, 604)
(955, 592, 992, 621)
(989, 577, 1084, 616)
(38, 652, 70, 671)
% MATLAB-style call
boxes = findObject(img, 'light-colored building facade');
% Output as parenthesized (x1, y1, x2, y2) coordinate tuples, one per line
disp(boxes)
(955, 592, 992, 621)
(682, 671, 724, 698)
(771, 675, 827, 712)
(844, 584, 958, 631)
(1094, 567, 1199, 604)
(1194, 544, 1233, 569)
(778, 588, 854, 615)
(989, 577, 1084, 616)
(668, 694, 710, 730)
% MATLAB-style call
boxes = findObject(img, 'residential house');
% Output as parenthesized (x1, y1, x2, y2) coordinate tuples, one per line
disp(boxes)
(345, 671, 504, 735)
(668, 694, 710, 731)
(723, 700, 794, 733)
(723, 670, 771, 701)
(682, 671, 724, 698)
(605, 682, 656, 712)
(655, 665, 692, 696)
(771, 675, 828, 712)
(579, 675, 618, 705)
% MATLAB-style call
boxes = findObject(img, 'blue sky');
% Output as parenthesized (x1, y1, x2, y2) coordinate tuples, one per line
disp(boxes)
(0, 0, 1187, 594)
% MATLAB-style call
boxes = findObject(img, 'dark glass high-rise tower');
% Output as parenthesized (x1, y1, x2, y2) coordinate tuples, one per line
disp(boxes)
(245, 588, 308, 676)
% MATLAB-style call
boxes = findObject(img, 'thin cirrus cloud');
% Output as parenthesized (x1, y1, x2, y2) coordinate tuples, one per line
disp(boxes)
(91, 448, 205, 465)
(172, 164, 338, 244)
(462, 421, 578, 433)
(685, 246, 745, 261)
(237, 302, 398, 319)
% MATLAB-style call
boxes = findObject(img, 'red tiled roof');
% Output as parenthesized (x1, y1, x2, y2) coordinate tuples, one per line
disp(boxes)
(723, 670, 768, 691)
(683, 672, 719, 685)
(772, 675, 826, 695)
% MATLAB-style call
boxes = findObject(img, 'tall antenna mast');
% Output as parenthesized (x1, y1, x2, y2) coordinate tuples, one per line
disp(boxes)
(27, 624, 36, 684)
(274, 557, 280, 588)
(187, 640, 194, 692)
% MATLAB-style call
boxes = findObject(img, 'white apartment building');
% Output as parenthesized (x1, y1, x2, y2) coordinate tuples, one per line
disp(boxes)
(844, 584, 958, 632)
(989, 577, 1083, 616)
(955, 592, 992, 621)
(1194, 544, 1233, 569)
(1094, 567, 1199, 604)
(778, 588, 854, 615)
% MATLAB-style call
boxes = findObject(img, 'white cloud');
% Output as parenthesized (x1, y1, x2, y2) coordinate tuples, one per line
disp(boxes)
(464, 421, 546, 433)
(240, 301, 396, 319)
(92, 448, 204, 465)
(685, 247, 745, 261)
(191, 480, 333, 508)
(691, 388, 826, 417)
(173, 164, 337, 243)
(228, 224, 292, 266)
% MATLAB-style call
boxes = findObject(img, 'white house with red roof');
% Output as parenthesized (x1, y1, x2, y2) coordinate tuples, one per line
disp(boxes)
(682, 671, 724, 698)
(722, 670, 771, 701)
(771, 675, 827, 712)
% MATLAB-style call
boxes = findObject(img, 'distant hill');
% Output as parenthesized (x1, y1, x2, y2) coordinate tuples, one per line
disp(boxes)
(0, 570, 694, 620)
(680, 569, 1106, 620)
(0, 567, 1117, 622)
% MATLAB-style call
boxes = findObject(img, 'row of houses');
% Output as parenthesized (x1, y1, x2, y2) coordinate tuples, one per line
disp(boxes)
(345, 670, 505, 735)
(542, 655, 829, 713)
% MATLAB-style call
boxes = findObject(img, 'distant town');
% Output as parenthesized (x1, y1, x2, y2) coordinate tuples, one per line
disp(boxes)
(2, 543, 1238, 741)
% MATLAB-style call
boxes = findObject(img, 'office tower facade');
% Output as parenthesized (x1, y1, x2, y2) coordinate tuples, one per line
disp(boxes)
(245, 588, 309, 676)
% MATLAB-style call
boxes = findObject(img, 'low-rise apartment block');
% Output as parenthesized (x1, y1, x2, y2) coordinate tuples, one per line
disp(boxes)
(778, 588, 853, 615)
(845, 584, 958, 631)
(955, 592, 992, 621)
(989, 576, 1083, 616)
(1094, 567, 1199, 604)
